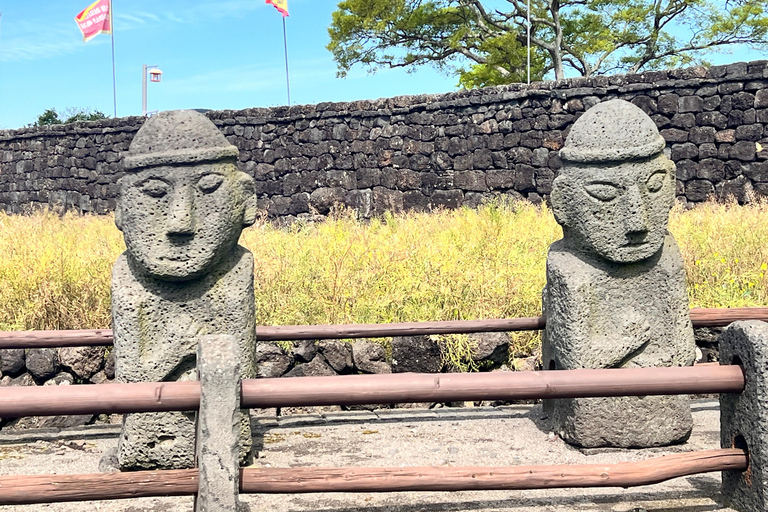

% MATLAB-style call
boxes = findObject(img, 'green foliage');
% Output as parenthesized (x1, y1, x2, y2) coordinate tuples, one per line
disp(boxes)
(327, 0, 768, 86)
(32, 108, 108, 127)
(35, 108, 62, 126)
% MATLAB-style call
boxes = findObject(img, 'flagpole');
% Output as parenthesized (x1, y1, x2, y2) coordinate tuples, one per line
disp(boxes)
(282, 16, 291, 106)
(109, 0, 117, 117)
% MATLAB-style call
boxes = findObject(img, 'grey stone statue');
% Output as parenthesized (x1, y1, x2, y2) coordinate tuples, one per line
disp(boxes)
(112, 110, 257, 470)
(542, 99, 696, 448)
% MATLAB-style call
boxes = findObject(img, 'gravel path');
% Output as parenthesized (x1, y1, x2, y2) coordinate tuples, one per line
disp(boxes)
(0, 400, 736, 512)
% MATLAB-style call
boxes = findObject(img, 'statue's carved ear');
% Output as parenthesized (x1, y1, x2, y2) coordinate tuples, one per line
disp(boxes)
(240, 174, 257, 227)
(550, 176, 569, 227)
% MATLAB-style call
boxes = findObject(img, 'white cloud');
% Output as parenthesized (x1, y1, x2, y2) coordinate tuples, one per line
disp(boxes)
(0, 1, 269, 63)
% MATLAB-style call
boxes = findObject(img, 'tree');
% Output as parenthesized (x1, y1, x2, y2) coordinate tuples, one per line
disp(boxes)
(327, 0, 768, 86)
(33, 107, 108, 127)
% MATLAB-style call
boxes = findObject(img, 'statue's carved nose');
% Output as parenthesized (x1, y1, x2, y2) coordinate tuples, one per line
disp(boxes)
(166, 187, 195, 237)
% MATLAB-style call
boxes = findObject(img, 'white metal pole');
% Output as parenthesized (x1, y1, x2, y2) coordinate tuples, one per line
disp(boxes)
(527, 0, 531, 84)
(109, 0, 117, 117)
(141, 64, 147, 116)
(282, 17, 291, 106)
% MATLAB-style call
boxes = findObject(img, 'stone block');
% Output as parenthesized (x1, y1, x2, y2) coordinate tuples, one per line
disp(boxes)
(697, 158, 725, 181)
(291, 340, 317, 364)
(372, 186, 404, 215)
(454, 170, 487, 192)
(391, 336, 441, 373)
(688, 126, 716, 144)
(732, 92, 756, 110)
(670, 143, 698, 160)
(25, 348, 60, 381)
(430, 189, 463, 210)
(755, 89, 768, 108)
(735, 124, 764, 141)
(678, 95, 703, 112)
(696, 111, 728, 130)
(0, 349, 25, 377)
(195, 335, 247, 512)
(660, 128, 688, 142)
(59, 346, 105, 380)
(717, 176, 753, 204)
(686, 179, 715, 201)
(352, 340, 391, 374)
(255, 344, 293, 378)
(720, 321, 768, 512)
(309, 187, 346, 214)
(283, 355, 337, 377)
(731, 141, 757, 161)
(318, 340, 354, 374)
(468, 332, 510, 367)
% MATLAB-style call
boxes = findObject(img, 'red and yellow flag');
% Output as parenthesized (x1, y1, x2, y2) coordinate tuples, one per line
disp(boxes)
(75, 0, 112, 42)
(266, 0, 289, 17)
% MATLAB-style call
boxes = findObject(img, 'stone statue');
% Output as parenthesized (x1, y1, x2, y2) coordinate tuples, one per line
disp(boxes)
(112, 110, 257, 470)
(542, 99, 696, 448)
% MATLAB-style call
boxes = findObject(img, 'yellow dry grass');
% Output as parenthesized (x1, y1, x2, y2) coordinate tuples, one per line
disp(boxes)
(0, 200, 765, 359)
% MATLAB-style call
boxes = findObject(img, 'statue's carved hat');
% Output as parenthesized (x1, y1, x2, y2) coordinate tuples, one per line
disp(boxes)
(123, 110, 239, 170)
(559, 99, 665, 164)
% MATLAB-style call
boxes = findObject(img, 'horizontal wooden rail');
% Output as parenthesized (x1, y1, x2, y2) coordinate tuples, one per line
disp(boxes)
(0, 307, 765, 348)
(239, 365, 745, 408)
(0, 365, 744, 417)
(0, 449, 747, 504)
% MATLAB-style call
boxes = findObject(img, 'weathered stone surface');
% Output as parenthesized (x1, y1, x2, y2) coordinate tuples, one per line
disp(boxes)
(352, 340, 391, 374)
(291, 340, 317, 364)
(59, 346, 104, 380)
(195, 335, 247, 512)
(318, 340, 354, 374)
(720, 321, 768, 512)
(256, 344, 292, 378)
(0, 349, 25, 377)
(113, 110, 257, 471)
(284, 355, 337, 378)
(468, 332, 510, 366)
(25, 348, 60, 381)
(545, 99, 695, 448)
(391, 336, 441, 373)
(104, 350, 115, 380)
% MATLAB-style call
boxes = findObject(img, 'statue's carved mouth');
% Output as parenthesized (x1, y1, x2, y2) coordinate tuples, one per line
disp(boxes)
(159, 254, 191, 262)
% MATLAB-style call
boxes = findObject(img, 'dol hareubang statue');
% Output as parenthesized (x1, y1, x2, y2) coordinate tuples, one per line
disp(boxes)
(542, 99, 696, 448)
(112, 110, 257, 470)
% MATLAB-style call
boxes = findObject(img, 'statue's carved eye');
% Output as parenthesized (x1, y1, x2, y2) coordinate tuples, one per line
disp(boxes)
(138, 178, 169, 198)
(198, 173, 224, 194)
(646, 170, 667, 192)
(584, 183, 620, 202)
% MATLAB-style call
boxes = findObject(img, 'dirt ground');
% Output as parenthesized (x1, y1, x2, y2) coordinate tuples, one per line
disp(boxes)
(0, 399, 737, 512)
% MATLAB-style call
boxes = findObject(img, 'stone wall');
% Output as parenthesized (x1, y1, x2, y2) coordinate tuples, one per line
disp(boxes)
(2, 60, 768, 219)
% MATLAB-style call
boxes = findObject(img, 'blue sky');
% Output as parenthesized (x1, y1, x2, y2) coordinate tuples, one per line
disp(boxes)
(0, 0, 458, 129)
(0, 1, 763, 130)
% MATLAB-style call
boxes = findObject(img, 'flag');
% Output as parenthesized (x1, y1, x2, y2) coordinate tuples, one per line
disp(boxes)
(75, 0, 112, 42)
(266, 0, 289, 17)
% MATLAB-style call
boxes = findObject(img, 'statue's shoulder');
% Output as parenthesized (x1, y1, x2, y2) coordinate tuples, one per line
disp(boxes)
(111, 252, 132, 282)
(546, 239, 595, 274)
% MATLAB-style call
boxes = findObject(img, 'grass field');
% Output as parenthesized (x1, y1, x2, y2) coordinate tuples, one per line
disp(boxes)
(0, 200, 766, 359)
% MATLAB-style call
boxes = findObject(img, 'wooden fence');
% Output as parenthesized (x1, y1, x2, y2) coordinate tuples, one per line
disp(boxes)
(0, 308, 762, 507)
(0, 306, 766, 348)
(0, 363, 750, 504)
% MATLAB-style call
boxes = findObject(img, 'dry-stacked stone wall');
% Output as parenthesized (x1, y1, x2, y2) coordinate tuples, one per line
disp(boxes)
(2, 60, 768, 219)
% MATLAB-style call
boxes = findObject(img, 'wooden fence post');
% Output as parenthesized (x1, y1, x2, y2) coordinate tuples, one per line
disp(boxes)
(720, 320, 768, 512)
(195, 335, 246, 512)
